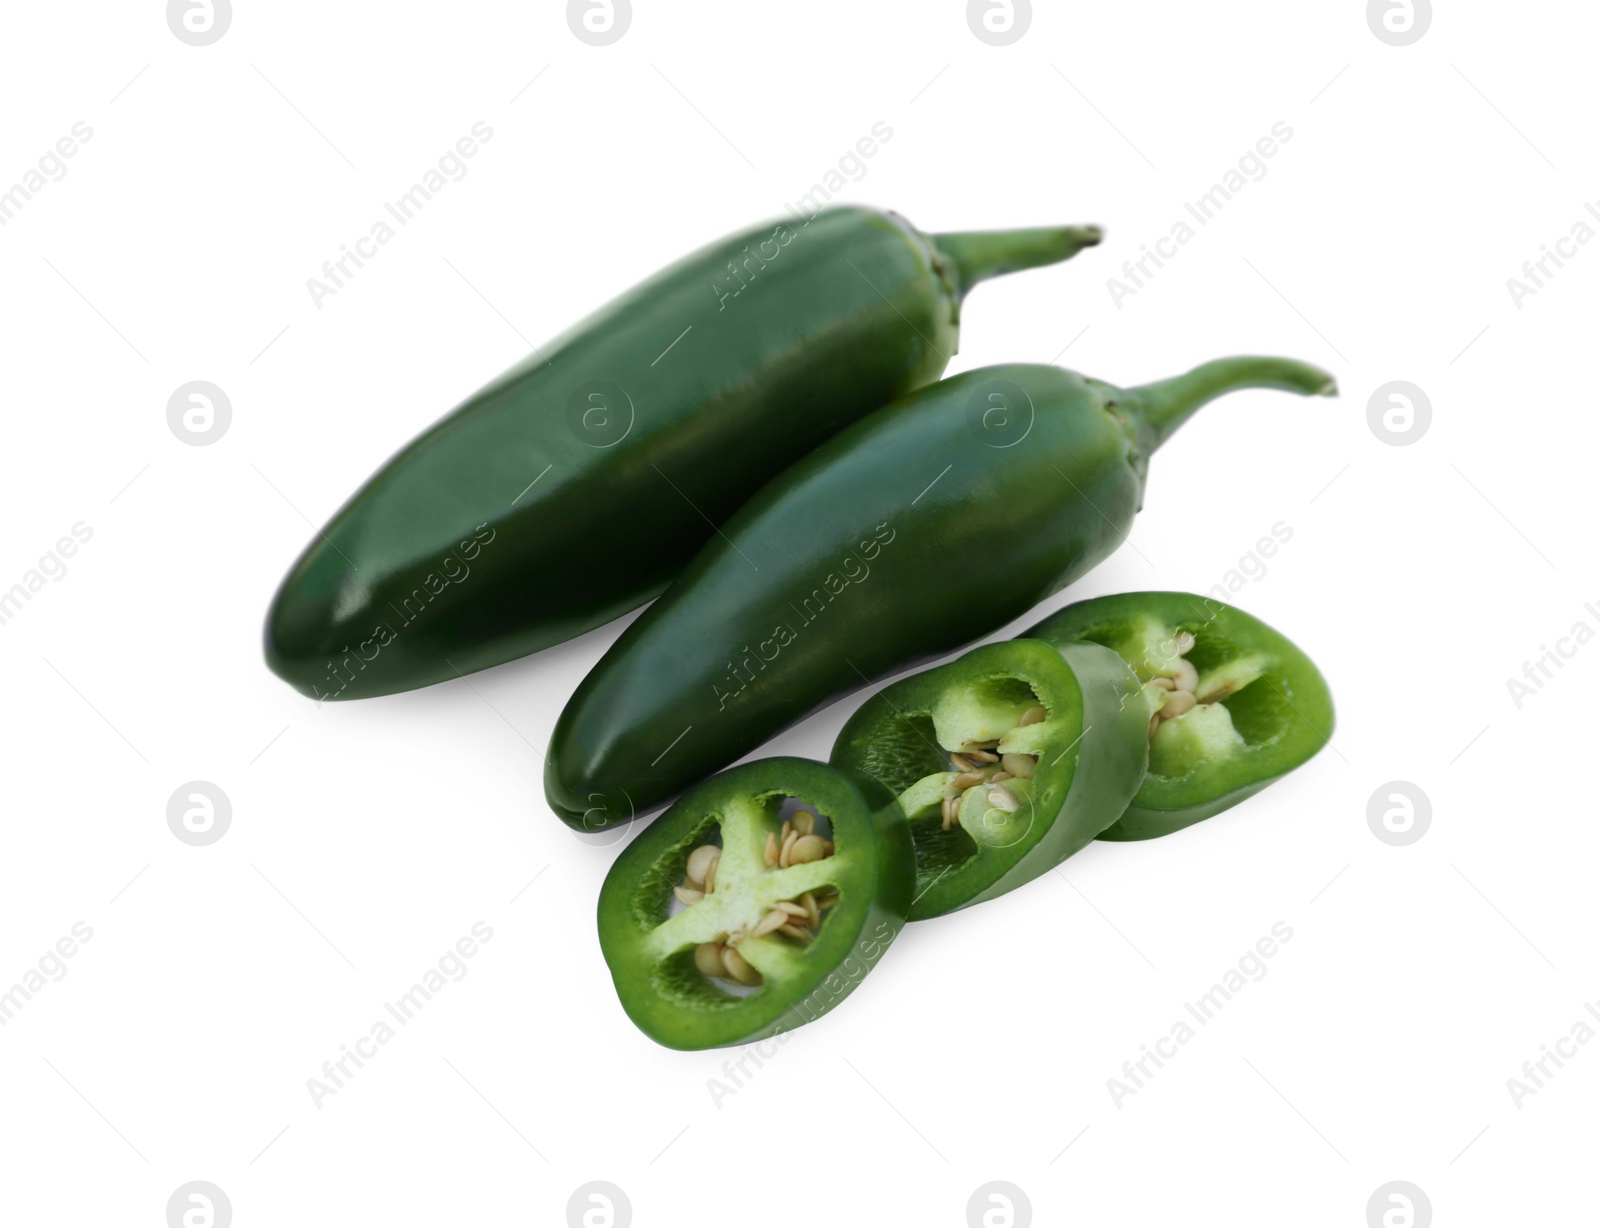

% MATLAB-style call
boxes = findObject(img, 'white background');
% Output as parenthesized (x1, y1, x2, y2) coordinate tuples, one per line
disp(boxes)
(1, 1, 1591, 1225)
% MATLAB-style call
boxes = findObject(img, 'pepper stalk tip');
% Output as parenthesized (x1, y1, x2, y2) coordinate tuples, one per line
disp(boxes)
(1128, 356, 1339, 453)
(930, 224, 1105, 301)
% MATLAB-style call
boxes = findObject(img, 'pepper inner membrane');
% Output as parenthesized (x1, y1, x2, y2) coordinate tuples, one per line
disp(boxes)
(868, 674, 1053, 880)
(637, 795, 844, 1004)
(1080, 615, 1287, 779)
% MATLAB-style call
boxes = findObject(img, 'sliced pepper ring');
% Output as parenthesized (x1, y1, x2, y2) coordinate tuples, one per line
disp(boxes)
(829, 639, 1148, 921)
(1023, 591, 1335, 840)
(597, 757, 912, 1050)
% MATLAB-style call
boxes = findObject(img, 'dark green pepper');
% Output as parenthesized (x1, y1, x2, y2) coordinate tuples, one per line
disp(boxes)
(1023, 592, 1334, 840)
(829, 639, 1147, 920)
(547, 356, 1336, 830)
(262, 207, 1101, 701)
(596, 757, 911, 1050)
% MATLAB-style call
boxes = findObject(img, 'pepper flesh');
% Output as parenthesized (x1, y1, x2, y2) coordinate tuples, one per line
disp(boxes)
(1023, 592, 1335, 839)
(262, 207, 1102, 701)
(830, 639, 1148, 920)
(547, 356, 1336, 829)
(597, 757, 912, 1050)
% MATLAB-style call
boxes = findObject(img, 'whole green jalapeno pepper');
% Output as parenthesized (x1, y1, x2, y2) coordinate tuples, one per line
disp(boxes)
(829, 639, 1149, 920)
(1022, 592, 1335, 840)
(262, 207, 1101, 701)
(546, 356, 1337, 831)
(596, 757, 912, 1050)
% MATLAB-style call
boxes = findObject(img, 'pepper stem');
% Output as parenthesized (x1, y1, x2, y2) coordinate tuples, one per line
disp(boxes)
(930, 225, 1103, 300)
(1129, 357, 1338, 452)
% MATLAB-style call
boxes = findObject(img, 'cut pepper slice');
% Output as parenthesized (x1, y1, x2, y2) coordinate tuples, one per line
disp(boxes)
(596, 757, 912, 1050)
(1024, 592, 1335, 840)
(830, 639, 1148, 920)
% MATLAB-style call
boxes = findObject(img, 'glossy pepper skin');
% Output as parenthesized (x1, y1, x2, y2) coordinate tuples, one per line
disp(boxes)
(596, 757, 912, 1050)
(262, 207, 1102, 701)
(1024, 592, 1334, 840)
(829, 639, 1148, 920)
(547, 356, 1337, 830)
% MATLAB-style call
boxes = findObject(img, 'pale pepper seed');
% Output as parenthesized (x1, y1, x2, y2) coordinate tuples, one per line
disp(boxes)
(987, 784, 1021, 812)
(694, 942, 727, 977)
(686, 844, 719, 886)
(1000, 753, 1035, 779)
(721, 945, 762, 986)
(790, 834, 828, 863)
(681, 817, 842, 987)
(751, 909, 788, 939)
(1159, 690, 1197, 719)
(938, 702, 1048, 831)
(1146, 632, 1235, 742)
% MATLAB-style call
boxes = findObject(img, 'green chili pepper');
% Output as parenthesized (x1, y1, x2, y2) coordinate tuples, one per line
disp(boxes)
(596, 757, 911, 1050)
(262, 208, 1101, 701)
(828, 639, 1148, 920)
(1023, 592, 1334, 840)
(546, 356, 1336, 831)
